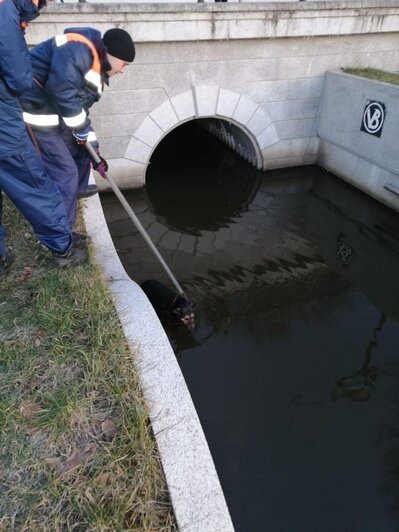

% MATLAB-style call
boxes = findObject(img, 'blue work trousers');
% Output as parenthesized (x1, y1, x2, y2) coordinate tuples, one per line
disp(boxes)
(0, 136, 72, 254)
(31, 128, 91, 229)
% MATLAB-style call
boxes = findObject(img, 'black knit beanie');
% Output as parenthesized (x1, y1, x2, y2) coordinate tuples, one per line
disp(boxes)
(103, 28, 135, 62)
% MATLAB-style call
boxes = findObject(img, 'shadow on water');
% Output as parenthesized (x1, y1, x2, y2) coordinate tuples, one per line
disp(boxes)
(101, 121, 399, 531)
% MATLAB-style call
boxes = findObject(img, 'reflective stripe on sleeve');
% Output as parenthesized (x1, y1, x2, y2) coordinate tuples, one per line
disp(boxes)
(55, 34, 68, 47)
(23, 112, 59, 127)
(87, 131, 97, 142)
(62, 109, 87, 128)
(85, 70, 102, 93)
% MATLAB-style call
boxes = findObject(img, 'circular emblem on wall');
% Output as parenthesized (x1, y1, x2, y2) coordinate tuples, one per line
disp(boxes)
(361, 100, 386, 137)
(336, 241, 356, 265)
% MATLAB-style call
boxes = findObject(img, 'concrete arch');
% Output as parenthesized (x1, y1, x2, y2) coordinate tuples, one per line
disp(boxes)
(123, 86, 279, 184)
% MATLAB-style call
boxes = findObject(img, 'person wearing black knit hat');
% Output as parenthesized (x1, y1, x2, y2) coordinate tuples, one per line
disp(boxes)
(103, 28, 135, 69)
(20, 26, 136, 230)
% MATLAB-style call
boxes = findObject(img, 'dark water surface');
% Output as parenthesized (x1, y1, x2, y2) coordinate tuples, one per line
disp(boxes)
(101, 122, 399, 532)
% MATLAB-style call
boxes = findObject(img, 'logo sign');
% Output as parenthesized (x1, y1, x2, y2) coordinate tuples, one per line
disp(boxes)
(336, 241, 355, 265)
(361, 100, 386, 137)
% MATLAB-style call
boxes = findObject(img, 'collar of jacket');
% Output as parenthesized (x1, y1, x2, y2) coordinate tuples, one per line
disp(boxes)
(60, 29, 107, 93)
(64, 27, 108, 72)
(13, 0, 40, 25)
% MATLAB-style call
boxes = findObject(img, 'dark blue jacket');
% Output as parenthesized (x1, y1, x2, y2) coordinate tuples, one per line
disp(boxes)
(0, 0, 37, 159)
(21, 27, 109, 135)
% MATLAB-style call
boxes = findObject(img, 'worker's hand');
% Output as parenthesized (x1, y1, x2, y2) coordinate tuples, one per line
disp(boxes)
(72, 125, 91, 145)
(92, 155, 108, 179)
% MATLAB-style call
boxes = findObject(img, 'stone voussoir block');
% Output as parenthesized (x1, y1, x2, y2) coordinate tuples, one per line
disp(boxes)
(149, 100, 179, 132)
(170, 91, 197, 121)
(194, 85, 220, 117)
(125, 136, 152, 164)
(233, 95, 259, 125)
(134, 117, 164, 148)
(216, 89, 241, 119)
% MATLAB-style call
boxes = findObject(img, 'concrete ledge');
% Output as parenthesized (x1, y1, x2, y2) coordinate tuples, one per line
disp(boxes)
(318, 70, 399, 212)
(318, 71, 399, 172)
(94, 158, 146, 191)
(318, 139, 399, 212)
(82, 194, 234, 532)
(28, 2, 399, 44)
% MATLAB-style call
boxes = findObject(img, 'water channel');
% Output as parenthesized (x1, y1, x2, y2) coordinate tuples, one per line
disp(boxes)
(101, 122, 399, 531)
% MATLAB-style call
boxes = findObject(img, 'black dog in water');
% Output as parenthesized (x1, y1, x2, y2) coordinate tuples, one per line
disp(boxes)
(140, 280, 196, 330)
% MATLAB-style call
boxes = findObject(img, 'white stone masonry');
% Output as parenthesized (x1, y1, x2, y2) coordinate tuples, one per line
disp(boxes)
(28, 2, 399, 186)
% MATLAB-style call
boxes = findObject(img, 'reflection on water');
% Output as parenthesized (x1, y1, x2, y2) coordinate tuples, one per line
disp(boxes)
(101, 121, 399, 531)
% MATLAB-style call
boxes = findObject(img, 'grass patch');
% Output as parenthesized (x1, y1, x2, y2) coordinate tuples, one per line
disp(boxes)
(343, 67, 399, 85)
(0, 198, 176, 530)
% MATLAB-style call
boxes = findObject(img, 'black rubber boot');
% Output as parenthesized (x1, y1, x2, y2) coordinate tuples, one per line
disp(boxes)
(53, 245, 88, 269)
(78, 185, 98, 199)
(0, 248, 14, 278)
(73, 232, 92, 247)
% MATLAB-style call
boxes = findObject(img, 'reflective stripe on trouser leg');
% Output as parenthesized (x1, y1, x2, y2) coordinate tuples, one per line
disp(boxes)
(32, 130, 79, 229)
(0, 135, 72, 254)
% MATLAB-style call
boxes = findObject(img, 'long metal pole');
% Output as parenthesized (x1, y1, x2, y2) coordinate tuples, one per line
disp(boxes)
(86, 143, 184, 295)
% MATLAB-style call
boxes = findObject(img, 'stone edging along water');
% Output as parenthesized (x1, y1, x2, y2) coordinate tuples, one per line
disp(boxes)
(82, 193, 234, 532)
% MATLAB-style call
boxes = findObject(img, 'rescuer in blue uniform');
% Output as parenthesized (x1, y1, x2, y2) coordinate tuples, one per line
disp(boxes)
(0, 0, 87, 276)
(21, 27, 135, 230)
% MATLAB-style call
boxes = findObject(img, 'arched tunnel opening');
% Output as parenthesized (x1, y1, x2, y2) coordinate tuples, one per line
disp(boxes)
(145, 119, 263, 235)
(150, 117, 260, 169)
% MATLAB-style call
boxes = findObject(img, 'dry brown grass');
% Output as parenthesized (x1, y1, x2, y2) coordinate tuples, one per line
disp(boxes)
(0, 198, 176, 531)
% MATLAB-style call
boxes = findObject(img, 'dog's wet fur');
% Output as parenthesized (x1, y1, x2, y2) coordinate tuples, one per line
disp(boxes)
(140, 280, 195, 330)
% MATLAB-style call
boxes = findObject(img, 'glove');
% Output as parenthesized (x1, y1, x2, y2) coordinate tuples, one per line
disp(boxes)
(72, 125, 91, 145)
(92, 155, 108, 179)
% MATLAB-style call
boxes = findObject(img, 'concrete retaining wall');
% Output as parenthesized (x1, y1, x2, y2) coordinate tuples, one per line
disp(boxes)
(83, 192, 234, 532)
(317, 71, 399, 212)
(27, 2, 399, 188)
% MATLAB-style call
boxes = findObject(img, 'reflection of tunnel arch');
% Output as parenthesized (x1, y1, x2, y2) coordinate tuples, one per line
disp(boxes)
(124, 86, 280, 184)
(145, 120, 262, 235)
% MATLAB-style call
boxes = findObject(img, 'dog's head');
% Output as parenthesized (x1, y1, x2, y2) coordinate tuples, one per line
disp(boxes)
(172, 297, 196, 330)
